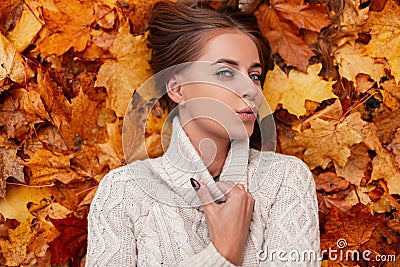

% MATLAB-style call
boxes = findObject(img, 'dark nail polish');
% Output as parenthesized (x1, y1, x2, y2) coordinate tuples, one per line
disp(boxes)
(190, 178, 200, 191)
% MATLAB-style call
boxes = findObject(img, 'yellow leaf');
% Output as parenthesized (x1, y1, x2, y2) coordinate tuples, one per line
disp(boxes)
(364, 0, 400, 83)
(7, 0, 43, 52)
(295, 117, 363, 169)
(263, 63, 337, 117)
(0, 34, 27, 84)
(95, 23, 153, 117)
(23, 148, 81, 185)
(36, 0, 95, 57)
(334, 143, 370, 186)
(0, 185, 52, 222)
(349, 120, 400, 195)
(0, 221, 35, 266)
(98, 120, 124, 171)
(335, 43, 385, 84)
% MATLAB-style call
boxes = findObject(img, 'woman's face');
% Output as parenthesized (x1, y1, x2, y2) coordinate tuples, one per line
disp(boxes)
(172, 31, 265, 140)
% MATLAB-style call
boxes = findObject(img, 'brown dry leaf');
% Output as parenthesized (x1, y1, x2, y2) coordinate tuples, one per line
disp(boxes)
(255, 1, 331, 72)
(339, 0, 369, 33)
(295, 98, 343, 132)
(355, 73, 375, 94)
(315, 172, 350, 193)
(66, 87, 102, 148)
(95, 3, 115, 29)
(35, 125, 69, 152)
(334, 143, 370, 186)
(356, 122, 400, 195)
(0, 220, 36, 266)
(10, 88, 50, 123)
(0, 146, 25, 190)
(295, 117, 363, 169)
(380, 89, 400, 111)
(95, 23, 153, 117)
(0, 0, 23, 35)
(0, 33, 27, 84)
(50, 179, 97, 211)
(321, 192, 356, 214)
(334, 43, 385, 84)
(36, 0, 95, 57)
(263, 63, 337, 117)
(7, 0, 43, 52)
(364, 0, 400, 83)
(255, 5, 314, 72)
(98, 120, 125, 170)
(23, 148, 82, 185)
(344, 186, 371, 207)
(371, 148, 400, 195)
(372, 109, 400, 144)
(125, 0, 162, 35)
(321, 204, 382, 255)
(45, 203, 72, 220)
(388, 128, 400, 169)
(36, 70, 71, 139)
(381, 78, 400, 100)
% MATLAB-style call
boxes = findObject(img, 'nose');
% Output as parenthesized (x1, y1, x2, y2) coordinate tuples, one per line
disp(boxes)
(235, 71, 260, 101)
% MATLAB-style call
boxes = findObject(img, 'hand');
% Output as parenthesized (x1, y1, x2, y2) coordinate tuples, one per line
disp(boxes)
(191, 179, 255, 265)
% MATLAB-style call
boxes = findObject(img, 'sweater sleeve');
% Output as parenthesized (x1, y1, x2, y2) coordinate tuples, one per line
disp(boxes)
(85, 168, 139, 267)
(260, 157, 320, 267)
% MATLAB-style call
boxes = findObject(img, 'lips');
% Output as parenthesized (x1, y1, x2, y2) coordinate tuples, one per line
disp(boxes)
(236, 106, 257, 121)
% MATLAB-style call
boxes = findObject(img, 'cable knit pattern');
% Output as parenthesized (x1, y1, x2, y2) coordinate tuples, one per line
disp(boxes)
(86, 115, 320, 266)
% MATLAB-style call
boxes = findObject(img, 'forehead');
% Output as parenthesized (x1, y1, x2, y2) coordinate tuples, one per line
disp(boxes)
(197, 31, 260, 65)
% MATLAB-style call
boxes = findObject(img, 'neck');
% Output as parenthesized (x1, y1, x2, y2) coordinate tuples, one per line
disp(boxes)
(179, 117, 230, 177)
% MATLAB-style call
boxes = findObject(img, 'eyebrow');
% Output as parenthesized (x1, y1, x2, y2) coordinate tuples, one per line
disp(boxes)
(211, 58, 263, 70)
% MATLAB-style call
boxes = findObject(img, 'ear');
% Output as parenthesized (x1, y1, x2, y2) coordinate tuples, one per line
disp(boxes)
(166, 73, 184, 104)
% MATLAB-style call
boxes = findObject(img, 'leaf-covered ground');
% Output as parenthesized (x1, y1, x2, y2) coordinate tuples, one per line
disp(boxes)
(0, 0, 399, 266)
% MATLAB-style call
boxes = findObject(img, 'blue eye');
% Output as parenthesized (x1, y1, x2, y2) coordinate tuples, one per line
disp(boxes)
(216, 68, 235, 79)
(250, 73, 262, 81)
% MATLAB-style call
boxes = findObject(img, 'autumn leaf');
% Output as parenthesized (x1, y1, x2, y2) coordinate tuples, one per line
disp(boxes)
(321, 204, 383, 261)
(0, 0, 23, 35)
(334, 143, 370, 186)
(0, 33, 27, 84)
(23, 148, 82, 185)
(339, 0, 369, 33)
(49, 215, 87, 265)
(295, 116, 363, 169)
(254, 2, 331, 72)
(36, 0, 95, 57)
(66, 87, 102, 148)
(95, 22, 153, 117)
(98, 120, 125, 169)
(364, 0, 400, 83)
(0, 147, 24, 195)
(263, 63, 337, 117)
(124, 0, 164, 35)
(7, 0, 43, 52)
(334, 43, 385, 84)
(315, 172, 350, 193)
(388, 128, 400, 170)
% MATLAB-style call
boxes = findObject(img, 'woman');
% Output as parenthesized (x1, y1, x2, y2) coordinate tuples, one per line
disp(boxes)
(85, 1, 320, 266)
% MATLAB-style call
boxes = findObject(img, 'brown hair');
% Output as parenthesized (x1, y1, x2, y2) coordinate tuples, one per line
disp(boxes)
(147, 0, 273, 149)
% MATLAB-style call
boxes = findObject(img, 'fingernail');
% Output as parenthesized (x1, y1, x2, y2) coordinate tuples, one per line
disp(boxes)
(190, 178, 200, 191)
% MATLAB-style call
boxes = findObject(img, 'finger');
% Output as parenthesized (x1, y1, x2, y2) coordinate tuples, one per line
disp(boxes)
(190, 178, 217, 208)
(215, 181, 235, 196)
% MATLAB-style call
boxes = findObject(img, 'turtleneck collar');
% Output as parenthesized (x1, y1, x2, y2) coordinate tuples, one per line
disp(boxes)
(155, 115, 250, 207)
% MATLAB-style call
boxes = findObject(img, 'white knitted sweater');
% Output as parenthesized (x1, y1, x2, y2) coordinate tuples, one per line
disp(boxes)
(86, 116, 320, 266)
